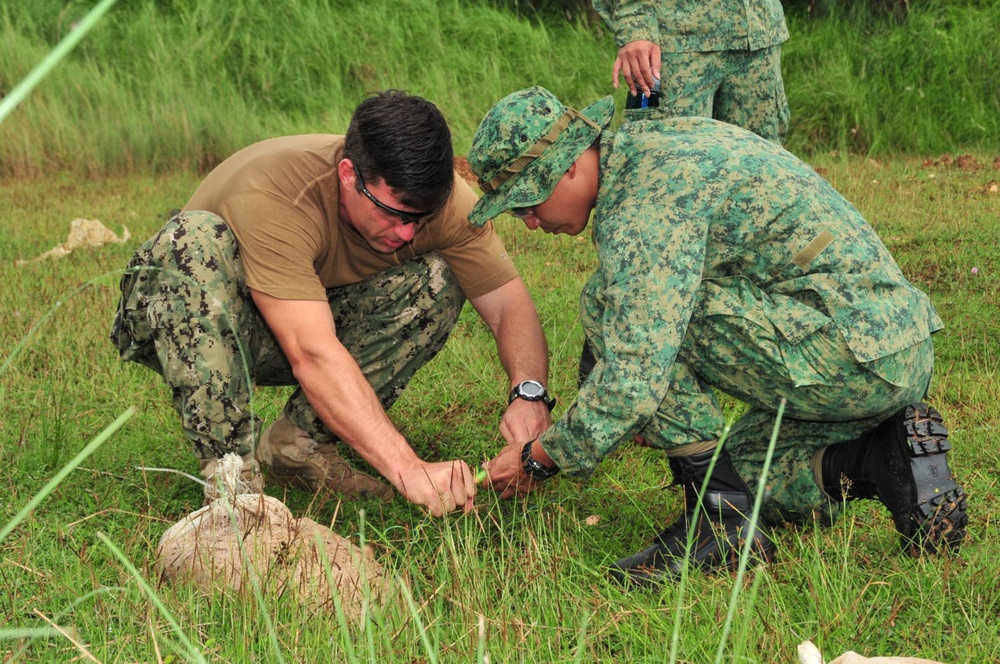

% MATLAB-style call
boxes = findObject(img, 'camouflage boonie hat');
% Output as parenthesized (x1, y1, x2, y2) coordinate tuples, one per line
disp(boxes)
(467, 87, 614, 226)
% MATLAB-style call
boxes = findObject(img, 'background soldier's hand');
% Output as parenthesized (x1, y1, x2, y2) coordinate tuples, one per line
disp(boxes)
(482, 440, 539, 499)
(613, 40, 661, 96)
(393, 459, 476, 516)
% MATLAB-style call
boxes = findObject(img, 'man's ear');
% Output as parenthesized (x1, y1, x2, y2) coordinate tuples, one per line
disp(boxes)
(565, 161, 578, 179)
(337, 158, 356, 187)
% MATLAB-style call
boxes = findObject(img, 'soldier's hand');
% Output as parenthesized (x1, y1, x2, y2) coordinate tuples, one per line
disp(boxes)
(482, 441, 539, 499)
(613, 40, 661, 96)
(393, 460, 476, 516)
(499, 397, 552, 449)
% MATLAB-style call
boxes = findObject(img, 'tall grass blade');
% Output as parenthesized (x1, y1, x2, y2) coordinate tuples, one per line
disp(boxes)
(570, 610, 594, 663)
(216, 493, 288, 664)
(0, 0, 118, 124)
(0, 627, 64, 640)
(715, 399, 784, 663)
(476, 613, 487, 663)
(668, 422, 732, 663)
(398, 574, 439, 664)
(314, 528, 359, 663)
(95, 532, 208, 664)
(0, 407, 136, 544)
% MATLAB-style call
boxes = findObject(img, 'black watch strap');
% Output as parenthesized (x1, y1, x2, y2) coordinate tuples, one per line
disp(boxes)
(521, 439, 559, 481)
(508, 380, 556, 411)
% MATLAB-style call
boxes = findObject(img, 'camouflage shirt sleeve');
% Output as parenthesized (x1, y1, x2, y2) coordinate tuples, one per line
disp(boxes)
(592, 0, 660, 47)
(539, 134, 711, 476)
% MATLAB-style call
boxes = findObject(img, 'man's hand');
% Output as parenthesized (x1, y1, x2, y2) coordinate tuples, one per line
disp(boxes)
(613, 40, 661, 96)
(392, 459, 476, 516)
(499, 397, 552, 448)
(482, 440, 539, 499)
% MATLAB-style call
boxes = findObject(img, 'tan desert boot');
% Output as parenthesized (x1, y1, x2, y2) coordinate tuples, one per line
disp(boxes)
(199, 454, 264, 504)
(255, 415, 394, 501)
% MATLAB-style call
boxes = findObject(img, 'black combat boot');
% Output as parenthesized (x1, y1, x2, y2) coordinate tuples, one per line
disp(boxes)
(820, 402, 967, 555)
(610, 449, 775, 586)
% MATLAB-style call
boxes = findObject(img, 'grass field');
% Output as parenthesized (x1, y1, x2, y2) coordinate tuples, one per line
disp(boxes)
(2, 0, 999, 661)
(1, 151, 998, 662)
(2, 0, 999, 176)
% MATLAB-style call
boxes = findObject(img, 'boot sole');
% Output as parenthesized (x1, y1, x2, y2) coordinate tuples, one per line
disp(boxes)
(882, 403, 968, 555)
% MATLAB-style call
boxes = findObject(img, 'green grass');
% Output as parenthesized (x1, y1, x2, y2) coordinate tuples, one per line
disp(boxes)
(0, 0, 612, 176)
(1, 0, 999, 176)
(783, 1, 1000, 154)
(2, 153, 998, 662)
(2, 0, 999, 660)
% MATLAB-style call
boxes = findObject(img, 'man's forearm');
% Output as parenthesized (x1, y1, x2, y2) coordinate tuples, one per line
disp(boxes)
(292, 348, 420, 486)
(472, 278, 550, 387)
(494, 313, 549, 388)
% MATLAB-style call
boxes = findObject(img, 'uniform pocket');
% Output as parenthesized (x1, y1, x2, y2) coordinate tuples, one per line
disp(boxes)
(693, 277, 834, 387)
(146, 296, 201, 387)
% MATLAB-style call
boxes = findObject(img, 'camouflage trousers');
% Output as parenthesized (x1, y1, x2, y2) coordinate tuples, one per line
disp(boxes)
(624, 45, 789, 144)
(581, 278, 934, 525)
(110, 211, 464, 461)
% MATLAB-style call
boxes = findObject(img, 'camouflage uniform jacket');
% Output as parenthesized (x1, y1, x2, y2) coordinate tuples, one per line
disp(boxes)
(540, 117, 944, 476)
(592, 0, 788, 53)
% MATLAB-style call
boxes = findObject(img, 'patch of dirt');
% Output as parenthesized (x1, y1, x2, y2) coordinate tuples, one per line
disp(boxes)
(921, 154, 993, 170)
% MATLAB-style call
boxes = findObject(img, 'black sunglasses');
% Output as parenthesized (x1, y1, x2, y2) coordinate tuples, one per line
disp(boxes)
(353, 162, 435, 225)
(509, 207, 534, 218)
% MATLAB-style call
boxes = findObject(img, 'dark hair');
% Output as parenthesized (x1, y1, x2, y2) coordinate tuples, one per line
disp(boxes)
(343, 90, 454, 212)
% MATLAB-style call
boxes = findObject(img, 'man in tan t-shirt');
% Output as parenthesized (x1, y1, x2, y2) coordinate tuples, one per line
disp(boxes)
(110, 91, 553, 516)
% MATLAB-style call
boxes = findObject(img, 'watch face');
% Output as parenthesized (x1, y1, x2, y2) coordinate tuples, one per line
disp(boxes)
(519, 381, 544, 398)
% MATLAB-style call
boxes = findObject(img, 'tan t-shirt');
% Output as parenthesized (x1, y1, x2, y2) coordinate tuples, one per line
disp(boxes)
(184, 134, 518, 301)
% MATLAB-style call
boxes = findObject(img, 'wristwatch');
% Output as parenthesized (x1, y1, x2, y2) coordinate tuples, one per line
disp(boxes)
(521, 439, 560, 481)
(508, 380, 556, 411)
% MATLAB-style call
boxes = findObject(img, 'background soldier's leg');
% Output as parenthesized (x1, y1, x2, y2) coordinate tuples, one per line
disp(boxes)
(713, 46, 790, 144)
(625, 51, 720, 123)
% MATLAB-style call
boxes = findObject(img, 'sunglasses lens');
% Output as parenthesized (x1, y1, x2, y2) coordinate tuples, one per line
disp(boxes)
(354, 162, 434, 223)
(510, 208, 531, 218)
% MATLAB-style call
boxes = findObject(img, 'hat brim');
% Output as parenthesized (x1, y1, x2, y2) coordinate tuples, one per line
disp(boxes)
(468, 95, 614, 227)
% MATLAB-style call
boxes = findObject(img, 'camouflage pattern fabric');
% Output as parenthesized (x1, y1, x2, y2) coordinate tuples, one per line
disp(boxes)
(110, 211, 464, 461)
(468, 88, 614, 227)
(513, 113, 941, 524)
(625, 46, 788, 144)
(593, 0, 789, 143)
(592, 0, 788, 54)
